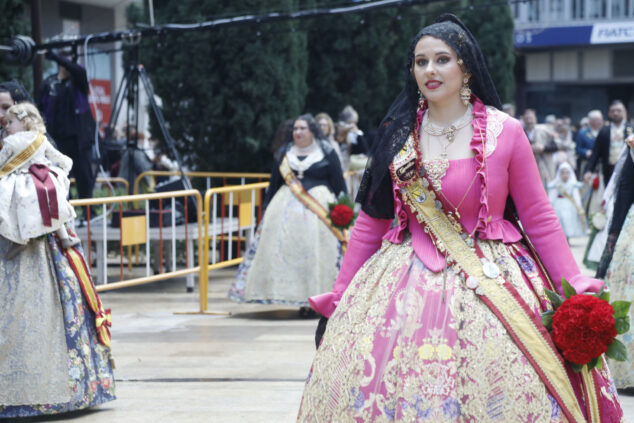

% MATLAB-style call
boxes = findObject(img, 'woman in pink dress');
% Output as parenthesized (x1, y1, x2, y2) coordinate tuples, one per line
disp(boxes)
(298, 14, 624, 422)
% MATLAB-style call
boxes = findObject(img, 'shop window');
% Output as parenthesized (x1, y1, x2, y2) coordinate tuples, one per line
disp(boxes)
(613, 49, 634, 77)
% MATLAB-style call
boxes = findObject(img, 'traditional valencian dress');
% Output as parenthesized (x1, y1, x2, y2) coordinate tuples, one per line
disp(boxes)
(0, 134, 115, 417)
(0, 130, 75, 244)
(228, 139, 347, 306)
(547, 162, 586, 239)
(298, 98, 624, 422)
(602, 146, 634, 389)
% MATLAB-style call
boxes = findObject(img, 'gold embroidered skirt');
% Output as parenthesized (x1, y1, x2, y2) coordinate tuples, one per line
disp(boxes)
(298, 235, 573, 422)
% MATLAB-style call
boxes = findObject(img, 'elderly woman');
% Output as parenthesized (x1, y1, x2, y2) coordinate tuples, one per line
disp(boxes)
(298, 15, 623, 422)
(229, 114, 347, 311)
(0, 80, 115, 418)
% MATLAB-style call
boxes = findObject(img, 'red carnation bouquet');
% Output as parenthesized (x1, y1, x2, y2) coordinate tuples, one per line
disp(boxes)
(327, 193, 358, 230)
(541, 279, 631, 373)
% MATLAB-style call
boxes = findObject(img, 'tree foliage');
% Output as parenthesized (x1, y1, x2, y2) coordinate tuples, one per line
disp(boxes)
(305, 3, 425, 130)
(128, 0, 515, 171)
(457, 0, 515, 104)
(133, 0, 308, 171)
(0, 0, 31, 91)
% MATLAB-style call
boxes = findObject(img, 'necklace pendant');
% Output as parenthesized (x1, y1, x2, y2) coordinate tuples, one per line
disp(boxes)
(423, 158, 449, 192)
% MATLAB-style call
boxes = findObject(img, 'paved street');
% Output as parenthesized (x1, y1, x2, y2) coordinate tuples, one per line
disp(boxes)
(15, 236, 634, 422)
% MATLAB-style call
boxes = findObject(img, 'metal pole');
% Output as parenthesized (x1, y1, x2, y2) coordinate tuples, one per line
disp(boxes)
(148, 0, 155, 27)
(31, 0, 43, 94)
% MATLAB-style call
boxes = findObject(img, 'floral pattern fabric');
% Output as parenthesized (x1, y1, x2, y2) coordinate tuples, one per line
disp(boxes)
(298, 235, 622, 422)
(0, 235, 115, 418)
(605, 205, 634, 389)
(229, 185, 342, 306)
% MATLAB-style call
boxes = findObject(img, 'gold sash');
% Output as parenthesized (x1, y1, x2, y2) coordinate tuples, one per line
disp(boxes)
(557, 183, 586, 223)
(0, 132, 45, 177)
(400, 176, 590, 422)
(279, 156, 348, 249)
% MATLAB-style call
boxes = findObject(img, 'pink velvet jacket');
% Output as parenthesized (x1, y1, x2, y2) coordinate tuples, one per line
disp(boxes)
(310, 100, 603, 318)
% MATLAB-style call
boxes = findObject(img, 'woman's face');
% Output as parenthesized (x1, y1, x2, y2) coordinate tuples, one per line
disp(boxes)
(318, 118, 330, 137)
(293, 119, 314, 148)
(560, 168, 571, 182)
(0, 92, 14, 123)
(412, 36, 465, 106)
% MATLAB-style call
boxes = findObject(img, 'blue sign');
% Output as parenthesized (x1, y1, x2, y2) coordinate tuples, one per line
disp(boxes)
(515, 25, 593, 48)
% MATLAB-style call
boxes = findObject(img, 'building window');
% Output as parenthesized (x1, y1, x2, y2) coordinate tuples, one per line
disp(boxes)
(613, 49, 634, 77)
(587, 0, 607, 18)
(572, 0, 585, 18)
(549, 0, 566, 20)
(527, 0, 541, 21)
(611, 0, 629, 17)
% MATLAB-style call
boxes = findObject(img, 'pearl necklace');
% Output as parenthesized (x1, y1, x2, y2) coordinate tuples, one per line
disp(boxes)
(422, 103, 473, 144)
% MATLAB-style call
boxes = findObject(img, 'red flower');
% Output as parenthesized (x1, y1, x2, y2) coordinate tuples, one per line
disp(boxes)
(331, 204, 354, 227)
(552, 295, 617, 365)
(592, 176, 600, 190)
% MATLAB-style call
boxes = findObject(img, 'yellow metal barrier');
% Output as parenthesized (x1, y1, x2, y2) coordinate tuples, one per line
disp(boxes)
(133, 170, 270, 195)
(70, 177, 130, 196)
(70, 190, 203, 296)
(344, 169, 364, 200)
(199, 182, 270, 313)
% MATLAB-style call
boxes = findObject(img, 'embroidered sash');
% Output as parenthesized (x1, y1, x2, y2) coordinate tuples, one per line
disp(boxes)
(0, 132, 45, 177)
(556, 183, 586, 223)
(64, 244, 112, 347)
(279, 156, 348, 250)
(391, 134, 592, 423)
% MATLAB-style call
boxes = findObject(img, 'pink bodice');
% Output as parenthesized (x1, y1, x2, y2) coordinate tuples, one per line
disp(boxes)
(309, 101, 603, 318)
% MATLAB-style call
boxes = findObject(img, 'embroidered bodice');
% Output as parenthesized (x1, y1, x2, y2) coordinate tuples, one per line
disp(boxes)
(0, 131, 72, 175)
(309, 98, 603, 318)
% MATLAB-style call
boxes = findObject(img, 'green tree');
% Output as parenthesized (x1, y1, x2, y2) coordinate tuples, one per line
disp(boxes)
(0, 0, 31, 91)
(456, 0, 515, 104)
(305, 3, 425, 130)
(131, 0, 308, 172)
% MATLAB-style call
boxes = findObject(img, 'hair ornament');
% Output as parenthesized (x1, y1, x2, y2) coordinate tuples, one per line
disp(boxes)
(16, 109, 28, 120)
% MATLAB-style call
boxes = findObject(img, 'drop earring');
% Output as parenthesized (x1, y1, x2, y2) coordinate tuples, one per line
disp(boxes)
(460, 75, 471, 106)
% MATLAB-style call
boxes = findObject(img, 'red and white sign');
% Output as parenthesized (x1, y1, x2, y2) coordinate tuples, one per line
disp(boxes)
(89, 79, 112, 124)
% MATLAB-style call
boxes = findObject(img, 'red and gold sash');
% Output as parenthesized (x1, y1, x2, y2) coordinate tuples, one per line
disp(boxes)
(64, 243, 112, 348)
(391, 133, 600, 423)
(279, 156, 348, 251)
(0, 132, 45, 177)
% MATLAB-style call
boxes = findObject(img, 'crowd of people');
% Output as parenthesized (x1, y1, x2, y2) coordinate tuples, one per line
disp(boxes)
(1, 12, 634, 422)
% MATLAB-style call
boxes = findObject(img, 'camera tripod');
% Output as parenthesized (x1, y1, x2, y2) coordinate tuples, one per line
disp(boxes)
(103, 47, 192, 194)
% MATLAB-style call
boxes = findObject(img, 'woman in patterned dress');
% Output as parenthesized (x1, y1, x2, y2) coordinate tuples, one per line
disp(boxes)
(298, 15, 623, 422)
(0, 80, 115, 418)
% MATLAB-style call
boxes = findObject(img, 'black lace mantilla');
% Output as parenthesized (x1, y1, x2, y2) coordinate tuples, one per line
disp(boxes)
(355, 13, 502, 219)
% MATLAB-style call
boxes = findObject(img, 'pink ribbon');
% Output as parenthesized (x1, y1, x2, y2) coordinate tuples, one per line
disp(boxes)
(29, 164, 59, 227)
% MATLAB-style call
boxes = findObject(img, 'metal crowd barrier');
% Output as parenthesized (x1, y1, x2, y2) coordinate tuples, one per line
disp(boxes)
(344, 169, 364, 200)
(70, 176, 130, 196)
(70, 190, 203, 294)
(198, 182, 270, 313)
(68, 171, 360, 311)
(133, 170, 270, 195)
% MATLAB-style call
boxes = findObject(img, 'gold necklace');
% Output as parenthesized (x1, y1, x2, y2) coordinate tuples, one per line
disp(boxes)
(438, 171, 479, 221)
